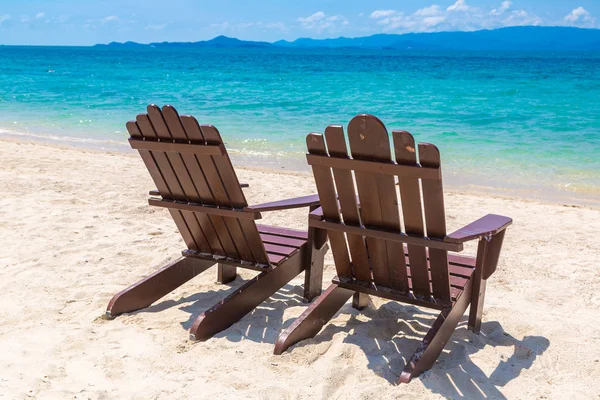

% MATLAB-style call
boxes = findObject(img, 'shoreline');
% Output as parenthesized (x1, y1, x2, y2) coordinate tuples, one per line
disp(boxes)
(2, 134, 598, 209)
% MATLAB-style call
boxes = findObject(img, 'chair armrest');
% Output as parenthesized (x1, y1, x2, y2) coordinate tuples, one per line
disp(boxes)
(445, 214, 512, 244)
(309, 206, 324, 220)
(244, 194, 320, 212)
(149, 183, 249, 196)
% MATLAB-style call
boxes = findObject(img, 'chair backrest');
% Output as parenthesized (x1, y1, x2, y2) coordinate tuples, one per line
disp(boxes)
(307, 114, 452, 303)
(127, 104, 270, 267)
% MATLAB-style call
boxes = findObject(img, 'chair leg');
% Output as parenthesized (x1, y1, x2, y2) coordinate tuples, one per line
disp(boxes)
(106, 257, 215, 318)
(190, 251, 305, 341)
(352, 292, 369, 310)
(303, 226, 328, 303)
(217, 263, 237, 284)
(399, 280, 472, 384)
(469, 238, 488, 333)
(274, 283, 354, 355)
(468, 276, 487, 334)
(469, 231, 505, 333)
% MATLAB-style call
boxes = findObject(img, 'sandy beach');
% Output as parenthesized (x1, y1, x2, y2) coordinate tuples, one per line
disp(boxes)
(1, 137, 599, 399)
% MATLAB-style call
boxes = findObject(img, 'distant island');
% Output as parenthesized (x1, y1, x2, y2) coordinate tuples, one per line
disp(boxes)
(94, 26, 600, 51)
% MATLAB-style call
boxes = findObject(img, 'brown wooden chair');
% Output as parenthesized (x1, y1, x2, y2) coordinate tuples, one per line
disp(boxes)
(106, 105, 328, 341)
(274, 114, 512, 384)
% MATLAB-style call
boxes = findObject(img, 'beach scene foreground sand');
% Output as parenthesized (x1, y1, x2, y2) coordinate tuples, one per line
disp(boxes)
(1, 138, 599, 399)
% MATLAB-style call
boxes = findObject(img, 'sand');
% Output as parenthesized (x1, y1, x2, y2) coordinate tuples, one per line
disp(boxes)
(0, 138, 599, 399)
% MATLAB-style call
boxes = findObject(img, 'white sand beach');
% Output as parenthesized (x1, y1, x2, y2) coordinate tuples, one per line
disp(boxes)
(1, 138, 599, 399)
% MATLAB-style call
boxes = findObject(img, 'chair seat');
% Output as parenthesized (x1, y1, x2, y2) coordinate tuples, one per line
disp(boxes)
(257, 224, 308, 266)
(333, 250, 476, 309)
(404, 249, 476, 302)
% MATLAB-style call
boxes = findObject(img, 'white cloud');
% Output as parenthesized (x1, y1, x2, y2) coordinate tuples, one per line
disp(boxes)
(490, 1, 511, 15)
(370, 10, 396, 19)
(415, 5, 441, 17)
(237, 22, 255, 29)
(145, 23, 168, 30)
(54, 15, 70, 24)
(367, 1, 566, 33)
(564, 7, 595, 25)
(265, 22, 288, 32)
(370, 8, 447, 32)
(0, 14, 10, 24)
(422, 16, 447, 27)
(102, 15, 119, 23)
(19, 12, 47, 24)
(503, 9, 542, 26)
(85, 14, 136, 29)
(500, 1, 512, 12)
(298, 11, 348, 33)
(209, 22, 229, 30)
(229, 21, 289, 33)
(447, 0, 471, 12)
(298, 11, 325, 24)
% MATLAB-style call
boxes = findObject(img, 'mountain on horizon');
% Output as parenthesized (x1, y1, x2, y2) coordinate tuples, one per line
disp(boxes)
(94, 26, 600, 51)
(96, 35, 272, 49)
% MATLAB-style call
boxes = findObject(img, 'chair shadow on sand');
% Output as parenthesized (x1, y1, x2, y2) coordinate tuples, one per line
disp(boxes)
(139, 273, 549, 399)
(284, 299, 549, 399)
(138, 272, 307, 344)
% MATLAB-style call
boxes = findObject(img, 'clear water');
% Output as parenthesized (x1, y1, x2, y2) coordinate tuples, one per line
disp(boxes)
(1, 46, 599, 203)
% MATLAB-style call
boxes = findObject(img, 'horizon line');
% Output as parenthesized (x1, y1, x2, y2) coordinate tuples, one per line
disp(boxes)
(1, 24, 599, 47)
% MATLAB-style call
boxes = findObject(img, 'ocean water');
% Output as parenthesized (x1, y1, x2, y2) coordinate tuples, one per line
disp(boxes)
(1, 46, 599, 204)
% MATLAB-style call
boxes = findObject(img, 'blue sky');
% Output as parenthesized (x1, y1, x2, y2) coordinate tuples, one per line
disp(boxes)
(0, 0, 598, 45)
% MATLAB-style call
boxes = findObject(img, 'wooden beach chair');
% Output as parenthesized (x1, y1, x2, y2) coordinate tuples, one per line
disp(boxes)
(274, 114, 512, 384)
(106, 105, 328, 341)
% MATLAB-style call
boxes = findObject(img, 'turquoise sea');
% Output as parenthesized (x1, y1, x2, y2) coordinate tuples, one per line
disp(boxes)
(0, 46, 599, 204)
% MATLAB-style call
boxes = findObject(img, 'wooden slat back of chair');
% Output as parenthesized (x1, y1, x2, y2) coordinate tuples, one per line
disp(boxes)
(127, 104, 270, 267)
(307, 114, 451, 303)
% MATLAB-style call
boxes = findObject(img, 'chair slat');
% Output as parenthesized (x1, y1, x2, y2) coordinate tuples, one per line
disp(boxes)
(160, 107, 224, 256)
(173, 115, 216, 204)
(158, 105, 188, 141)
(324, 126, 371, 282)
(259, 233, 305, 248)
(146, 105, 199, 201)
(128, 138, 223, 156)
(145, 105, 214, 254)
(177, 115, 228, 256)
(305, 154, 440, 180)
(200, 124, 267, 264)
(348, 115, 403, 286)
(201, 124, 248, 206)
(256, 224, 308, 239)
(419, 143, 451, 302)
(165, 113, 225, 256)
(267, 253, 286, 265)
(136, 114, 186, 200)
(309, 219, 462, 252)
(128, 118, 200, 251)
(306, 134, 352, 278)
(126, 121, 170, 195)
(393, 130, 431, 298)
(175, 112, 247, 262)
(263, 243, 299, 256)
(174, 115, 243, 262)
